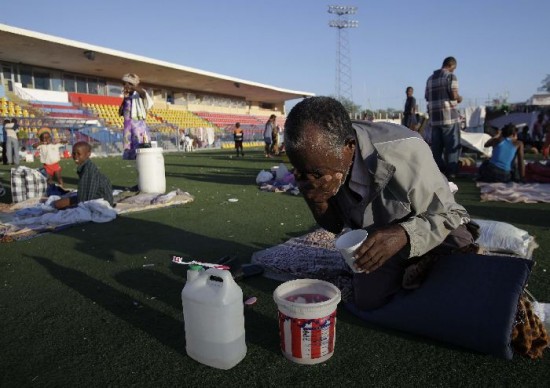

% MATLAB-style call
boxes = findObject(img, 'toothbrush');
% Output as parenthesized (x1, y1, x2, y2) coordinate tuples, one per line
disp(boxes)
(172, 255, 231, 270)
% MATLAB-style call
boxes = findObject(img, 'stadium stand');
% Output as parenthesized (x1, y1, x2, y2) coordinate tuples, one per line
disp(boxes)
(0, 23, 304, 156)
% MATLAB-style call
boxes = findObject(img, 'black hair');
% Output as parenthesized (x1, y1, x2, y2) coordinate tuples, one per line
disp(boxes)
(74, 141, 92, 153)
(285, 96, 354, 155)
(406, 86, 413, 93)
(235, 122, 240, 127)
(502, 123, 516, 137)
(442, 56, 457, 68)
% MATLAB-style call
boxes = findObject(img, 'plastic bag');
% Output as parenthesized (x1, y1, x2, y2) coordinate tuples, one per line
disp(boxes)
(474, 218, 536, 258)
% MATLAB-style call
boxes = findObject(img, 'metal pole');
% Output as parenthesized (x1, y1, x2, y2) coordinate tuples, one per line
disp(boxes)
(328, 5, 358, 102)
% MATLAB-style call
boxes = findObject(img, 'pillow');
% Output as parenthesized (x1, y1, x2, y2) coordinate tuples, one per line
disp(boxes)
(474, 219, 536, 258)
(345, 253, 533, 359)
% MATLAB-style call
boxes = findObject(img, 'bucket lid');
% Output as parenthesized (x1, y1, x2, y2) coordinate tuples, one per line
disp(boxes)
(136, 148, 163, 154)
(273, 279, 341, 318)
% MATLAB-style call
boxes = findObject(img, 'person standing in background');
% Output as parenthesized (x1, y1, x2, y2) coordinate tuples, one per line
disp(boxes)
(1, 119, 8, 165)
(425, 56, 463, 179)
(5, 118, 20, 166)
(33, 127, 67, 187)
(272, 124, 281, 155)
(119, 73, 153, 160)
(233, 122, 244, 157)
(403, 87, 418, 131)
(263, 114, 276, 158)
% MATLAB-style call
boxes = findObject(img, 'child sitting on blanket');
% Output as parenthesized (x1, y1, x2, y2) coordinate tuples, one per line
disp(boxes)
(33, 127, 67, 187)
(478, 124, 525, 183)
(53, 142, 113, 210)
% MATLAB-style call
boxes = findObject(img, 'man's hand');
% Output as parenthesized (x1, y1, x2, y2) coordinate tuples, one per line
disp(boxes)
(353, 224, 408, 273)
(294, 172, 344, 204)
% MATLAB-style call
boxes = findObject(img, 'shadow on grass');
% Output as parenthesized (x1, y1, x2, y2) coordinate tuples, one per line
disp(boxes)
(465, 203, 549, 227)
(32, 255, 186, 355)
(63, 216, 255, 263)
(115, 267, 280, 355)
(165, 168, 260, 186)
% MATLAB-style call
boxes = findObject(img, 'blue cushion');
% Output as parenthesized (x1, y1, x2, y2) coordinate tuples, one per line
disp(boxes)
(345, 253, 533, 359)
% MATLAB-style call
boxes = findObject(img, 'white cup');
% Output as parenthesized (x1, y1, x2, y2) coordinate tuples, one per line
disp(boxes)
(335, 229, 368, 273)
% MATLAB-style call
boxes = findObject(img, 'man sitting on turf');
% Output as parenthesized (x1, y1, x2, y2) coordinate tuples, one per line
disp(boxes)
(284, 97, 477, 311)
(53, 142, 113, 210)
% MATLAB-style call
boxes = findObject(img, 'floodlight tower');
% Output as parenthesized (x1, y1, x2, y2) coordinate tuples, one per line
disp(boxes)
(328, 5, 358, 102)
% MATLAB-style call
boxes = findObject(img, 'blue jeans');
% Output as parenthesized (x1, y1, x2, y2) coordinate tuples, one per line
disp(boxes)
(431, 123, 460, 176)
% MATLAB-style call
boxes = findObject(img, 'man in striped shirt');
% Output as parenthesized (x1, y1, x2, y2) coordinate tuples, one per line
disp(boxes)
(425, 56, 463, 179)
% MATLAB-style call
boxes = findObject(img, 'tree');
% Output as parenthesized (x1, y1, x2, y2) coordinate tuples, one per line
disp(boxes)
(538, 75, 550, 92)
(330, 95, 362, 118)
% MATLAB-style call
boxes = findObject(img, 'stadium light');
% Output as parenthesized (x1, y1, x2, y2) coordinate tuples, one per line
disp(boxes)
(329, 20, 359, 29)
(328, 5, 358, 101)
(328, 5, 357, 15)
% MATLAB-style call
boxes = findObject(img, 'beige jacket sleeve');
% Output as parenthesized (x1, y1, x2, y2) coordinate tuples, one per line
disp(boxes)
(378, 137, 470, 258)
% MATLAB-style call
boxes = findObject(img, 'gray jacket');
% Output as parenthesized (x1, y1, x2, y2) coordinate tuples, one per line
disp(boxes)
(334, 120, 470, 258)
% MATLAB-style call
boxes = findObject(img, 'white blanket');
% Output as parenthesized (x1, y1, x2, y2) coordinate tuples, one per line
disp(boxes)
(10, 199, 117, 230)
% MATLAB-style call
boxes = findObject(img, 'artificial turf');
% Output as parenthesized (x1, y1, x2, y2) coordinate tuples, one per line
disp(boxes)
(0, 149, 549, 387)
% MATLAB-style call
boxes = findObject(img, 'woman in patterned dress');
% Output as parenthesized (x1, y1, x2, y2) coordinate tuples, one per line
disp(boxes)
(119, 73, 153, 160)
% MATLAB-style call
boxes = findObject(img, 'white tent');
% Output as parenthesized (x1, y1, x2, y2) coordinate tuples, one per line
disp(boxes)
(460, 131, 492, 157)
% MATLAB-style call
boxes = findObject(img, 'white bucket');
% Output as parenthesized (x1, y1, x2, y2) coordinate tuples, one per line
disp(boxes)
(136, 147, 166, 193)
(273, 279, 341, 365)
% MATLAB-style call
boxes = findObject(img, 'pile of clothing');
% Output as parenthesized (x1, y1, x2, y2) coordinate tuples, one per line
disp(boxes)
(256, 163, 299, 195)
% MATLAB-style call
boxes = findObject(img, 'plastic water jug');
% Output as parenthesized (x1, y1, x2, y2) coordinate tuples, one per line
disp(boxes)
(136, 147, 166, 193)
(181, 267, 247, 369)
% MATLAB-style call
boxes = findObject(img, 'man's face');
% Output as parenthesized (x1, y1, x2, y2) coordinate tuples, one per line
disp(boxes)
(72, 145, 91, 166)
(289, 125, 355, 197)
(123, 82, 135, 93)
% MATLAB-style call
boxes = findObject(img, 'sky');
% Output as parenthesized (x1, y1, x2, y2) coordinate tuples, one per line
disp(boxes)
(1, 0, 549, 113)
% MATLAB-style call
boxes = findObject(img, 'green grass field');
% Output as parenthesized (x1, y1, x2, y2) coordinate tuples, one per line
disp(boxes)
(1, 149, 549, 387)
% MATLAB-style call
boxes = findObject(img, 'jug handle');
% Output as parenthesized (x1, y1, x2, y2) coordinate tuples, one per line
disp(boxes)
(204, 268, 238, 295)
(205, 268, 234, 283)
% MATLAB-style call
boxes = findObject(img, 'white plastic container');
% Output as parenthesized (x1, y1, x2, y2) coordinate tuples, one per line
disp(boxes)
(273, 279, 341, 365)
(136, 147, 166, 193)
(181, 268, 247, 369)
